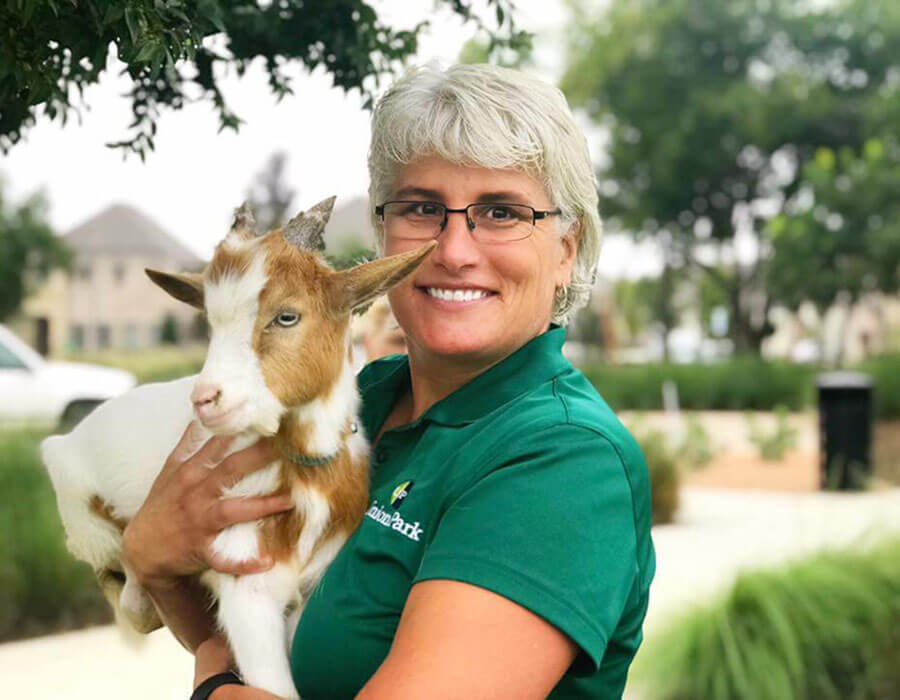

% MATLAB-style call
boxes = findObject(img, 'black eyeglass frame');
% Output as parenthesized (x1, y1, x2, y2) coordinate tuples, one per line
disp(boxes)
(374, 200, 562, 234)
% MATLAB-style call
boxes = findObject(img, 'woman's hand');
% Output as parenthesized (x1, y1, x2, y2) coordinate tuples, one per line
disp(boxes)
(122, 420, 294, 587)
(194, 637, 287, 699)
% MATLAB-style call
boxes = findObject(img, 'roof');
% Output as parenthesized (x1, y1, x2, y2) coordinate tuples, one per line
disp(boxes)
(64, 204, 204, 268)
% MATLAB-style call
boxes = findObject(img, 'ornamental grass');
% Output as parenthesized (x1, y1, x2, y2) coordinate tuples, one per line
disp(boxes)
(633, 537, 900, 700)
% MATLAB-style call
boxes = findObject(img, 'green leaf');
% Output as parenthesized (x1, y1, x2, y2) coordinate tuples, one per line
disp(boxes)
(103, 4, 124, 25)
(22, 0, 37, 25)
(134, 42, 157, 63)
(124, 7, 138, 43)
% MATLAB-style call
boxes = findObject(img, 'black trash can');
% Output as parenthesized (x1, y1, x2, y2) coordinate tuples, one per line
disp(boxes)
(817, 371, 874, 490)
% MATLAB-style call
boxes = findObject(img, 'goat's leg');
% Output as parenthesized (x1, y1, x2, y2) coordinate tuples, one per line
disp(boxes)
(119, 563, 162, 633)
(95, 564, 162, 634)
(216, 570, 299, 700)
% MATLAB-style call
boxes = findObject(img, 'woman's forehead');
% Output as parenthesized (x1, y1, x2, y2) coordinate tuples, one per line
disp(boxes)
(392, 156, 550, 204)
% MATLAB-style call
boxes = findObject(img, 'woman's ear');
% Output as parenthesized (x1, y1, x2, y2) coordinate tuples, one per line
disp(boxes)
(555, 221, 580, 288)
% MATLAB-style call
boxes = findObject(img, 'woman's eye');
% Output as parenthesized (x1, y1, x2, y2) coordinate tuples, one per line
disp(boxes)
(412, 202, 441, 217)
(488, 206, 512, 220)
(274, 312, 300, 327)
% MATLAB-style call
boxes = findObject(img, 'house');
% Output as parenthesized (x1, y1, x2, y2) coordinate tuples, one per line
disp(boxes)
(12, 204, 205, 356)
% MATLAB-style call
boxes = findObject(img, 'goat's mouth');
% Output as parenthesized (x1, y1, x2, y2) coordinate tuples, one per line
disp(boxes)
(197, 400, 248, 432)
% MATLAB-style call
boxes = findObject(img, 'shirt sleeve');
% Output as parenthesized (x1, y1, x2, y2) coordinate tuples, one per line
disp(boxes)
(412, 423, 640, 674)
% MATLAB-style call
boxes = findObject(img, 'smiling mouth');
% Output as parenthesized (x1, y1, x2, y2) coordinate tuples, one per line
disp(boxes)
(420, 286, 497, 303)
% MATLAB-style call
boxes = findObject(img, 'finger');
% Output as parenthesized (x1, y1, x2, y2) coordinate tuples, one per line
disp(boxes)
(188, 433, 237, 471)
(208, 439, 278, 492)
(164, 420, 207, 472)
(206, 548, 276, 577)
(211, 493, 294, 531)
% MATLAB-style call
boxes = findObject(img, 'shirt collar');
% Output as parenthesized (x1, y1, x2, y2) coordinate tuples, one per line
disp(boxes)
(360, 325, 571, 433)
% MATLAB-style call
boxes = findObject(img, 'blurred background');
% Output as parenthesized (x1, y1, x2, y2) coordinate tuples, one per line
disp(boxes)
(1, 0, 899, 697)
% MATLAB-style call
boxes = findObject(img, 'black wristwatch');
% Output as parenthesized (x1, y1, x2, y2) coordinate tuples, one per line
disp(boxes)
(190, 670, 245, 700)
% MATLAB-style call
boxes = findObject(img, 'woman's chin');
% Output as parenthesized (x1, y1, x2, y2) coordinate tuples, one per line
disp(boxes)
(412, 322, 504, 360)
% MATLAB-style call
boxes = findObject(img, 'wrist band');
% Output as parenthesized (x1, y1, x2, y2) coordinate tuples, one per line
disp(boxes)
(190, 670, 244, 700)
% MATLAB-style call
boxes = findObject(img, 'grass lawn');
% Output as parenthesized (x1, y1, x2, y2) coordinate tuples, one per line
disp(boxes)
(65, 344, 206, 384)
(0, 429, 111, 642)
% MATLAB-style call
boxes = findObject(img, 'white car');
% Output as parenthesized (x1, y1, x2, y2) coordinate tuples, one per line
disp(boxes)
(0, 324, 137, 429)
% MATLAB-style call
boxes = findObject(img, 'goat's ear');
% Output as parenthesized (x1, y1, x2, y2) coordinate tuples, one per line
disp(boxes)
(145, 269, 205, 310)
(327, 242, 437, 315)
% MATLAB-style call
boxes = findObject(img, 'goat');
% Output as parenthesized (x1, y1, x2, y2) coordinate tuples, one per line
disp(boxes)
(41, 197, 435, 698)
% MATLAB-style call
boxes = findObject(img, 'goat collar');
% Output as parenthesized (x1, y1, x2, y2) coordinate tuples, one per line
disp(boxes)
(278, 421, 358, 467)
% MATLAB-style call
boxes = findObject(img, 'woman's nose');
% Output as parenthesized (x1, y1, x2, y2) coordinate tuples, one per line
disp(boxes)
(431, 210, 480, 271)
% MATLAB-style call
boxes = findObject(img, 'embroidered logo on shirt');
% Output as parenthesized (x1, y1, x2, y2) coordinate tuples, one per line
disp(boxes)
(365, 499, 423, 542)
(390, 480, 414, 509)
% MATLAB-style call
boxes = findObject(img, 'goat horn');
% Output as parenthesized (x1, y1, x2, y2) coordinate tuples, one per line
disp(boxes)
(231, 201, 258, 236)
(283, 196, 336, 252)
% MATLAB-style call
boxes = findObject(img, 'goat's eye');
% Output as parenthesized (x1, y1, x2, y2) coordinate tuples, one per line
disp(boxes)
(274, 311, 300, 327)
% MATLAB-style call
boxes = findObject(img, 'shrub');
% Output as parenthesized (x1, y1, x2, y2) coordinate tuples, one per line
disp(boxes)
(159, 313, 179, 344)
(857, 354, 900, 420)
(584, 357, 816, 413)
(633, 537, 900, 700)
(634, 429, 680, 525)
(746, 405, 799, 461)
(0, 429, 111, 641)
(676, 413, 715, 470)
(582, 354, 900, 419)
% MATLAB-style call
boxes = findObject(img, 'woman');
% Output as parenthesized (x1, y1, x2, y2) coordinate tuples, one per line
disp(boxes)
(123, 63, 655, 699)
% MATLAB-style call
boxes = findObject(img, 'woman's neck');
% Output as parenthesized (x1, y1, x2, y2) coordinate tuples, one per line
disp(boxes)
(402, 321, 551, 422)
(405, 353, 493, 422)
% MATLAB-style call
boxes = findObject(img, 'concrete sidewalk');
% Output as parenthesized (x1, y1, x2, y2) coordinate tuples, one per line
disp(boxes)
(3, 486, 900, 699)
(644, 486, 900, 635)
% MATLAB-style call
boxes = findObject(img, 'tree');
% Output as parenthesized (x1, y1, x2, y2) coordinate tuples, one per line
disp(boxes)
(245, 151, 295, 234)
(613, 274, 691, 359)
(458, 35, 532, 68)
(0, 183, 70, 322)
(1, 0, 530, 159)
(766, 138, 900, 362)
(562, 0, 900, 354)
(767, 139, 900, 310)
(326, 241, 375, 271)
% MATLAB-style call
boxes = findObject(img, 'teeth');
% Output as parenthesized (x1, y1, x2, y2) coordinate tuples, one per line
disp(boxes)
(426, 287, 489, 302)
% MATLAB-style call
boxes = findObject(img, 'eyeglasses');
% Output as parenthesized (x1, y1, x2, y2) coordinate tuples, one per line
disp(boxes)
(375, 200, 562, 243)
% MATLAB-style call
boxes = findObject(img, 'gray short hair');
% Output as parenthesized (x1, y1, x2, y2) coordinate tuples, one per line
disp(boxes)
(367, 63, 602, 324)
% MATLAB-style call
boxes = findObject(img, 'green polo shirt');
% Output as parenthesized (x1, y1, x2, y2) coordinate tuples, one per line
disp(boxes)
(290, 326, 655, 698)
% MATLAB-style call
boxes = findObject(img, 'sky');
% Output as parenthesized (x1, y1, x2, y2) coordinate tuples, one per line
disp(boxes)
(2, 0, 661, 279)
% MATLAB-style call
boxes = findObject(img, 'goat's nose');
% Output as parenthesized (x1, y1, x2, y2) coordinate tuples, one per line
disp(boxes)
(191, 383, 222, 410)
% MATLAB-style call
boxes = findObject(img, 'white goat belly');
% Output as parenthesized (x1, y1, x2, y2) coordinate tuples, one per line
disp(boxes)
(42, 377, 198, 568)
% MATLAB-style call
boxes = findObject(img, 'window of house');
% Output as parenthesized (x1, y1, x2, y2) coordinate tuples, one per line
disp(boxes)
(70, 325, 85, 351)
(97, 324, 111, 349)
(113, 262, 126, 284)
(77, 265, 92, 281)
(124, 323, 138, 348)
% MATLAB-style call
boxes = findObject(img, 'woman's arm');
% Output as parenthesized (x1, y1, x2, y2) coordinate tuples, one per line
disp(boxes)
(121, 421, 294, 651)
(357, 579, 578, 699)
(193, 636, 283, 699)
(191, 579, 576, 700)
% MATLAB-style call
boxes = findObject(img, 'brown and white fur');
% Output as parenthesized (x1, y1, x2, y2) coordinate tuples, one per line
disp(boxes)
(41, 198, 435, 698)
